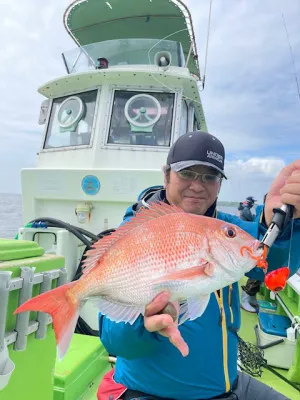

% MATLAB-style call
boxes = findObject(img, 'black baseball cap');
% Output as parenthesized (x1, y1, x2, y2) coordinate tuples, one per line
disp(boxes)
(167, 131, 227, 179)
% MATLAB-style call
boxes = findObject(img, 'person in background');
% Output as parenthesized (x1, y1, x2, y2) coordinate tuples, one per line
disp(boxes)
(97, 131, 300, 400)
(238, 196, 257, 221)
(238, 196, 261, 312)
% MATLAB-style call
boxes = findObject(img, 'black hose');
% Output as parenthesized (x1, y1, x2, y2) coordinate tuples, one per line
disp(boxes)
(29, 218, 93, 248)
(71, 228, 116, 282)
(263, 364, 300, 392)
(29, 217, 116, 337)
(75, 315, 99, 336)
(45, 222, 99, 242)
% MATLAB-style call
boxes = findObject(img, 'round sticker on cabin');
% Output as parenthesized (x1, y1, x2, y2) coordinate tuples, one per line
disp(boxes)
(81, 175, 100, 195)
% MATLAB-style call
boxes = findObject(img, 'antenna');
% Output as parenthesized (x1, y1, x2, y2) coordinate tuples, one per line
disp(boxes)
(200, 0, 213, 91)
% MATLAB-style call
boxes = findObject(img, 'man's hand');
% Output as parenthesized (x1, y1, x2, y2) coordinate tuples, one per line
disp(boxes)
(144, 292, 189, 357)
(265, 159, 300, 226)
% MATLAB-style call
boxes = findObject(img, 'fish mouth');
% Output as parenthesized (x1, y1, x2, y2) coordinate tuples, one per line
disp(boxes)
(240, 240, 268, 269)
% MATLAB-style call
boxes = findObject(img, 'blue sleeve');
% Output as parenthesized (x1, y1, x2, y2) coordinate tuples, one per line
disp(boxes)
(99, 314, 161, 359)
(217, 210, 300, 281)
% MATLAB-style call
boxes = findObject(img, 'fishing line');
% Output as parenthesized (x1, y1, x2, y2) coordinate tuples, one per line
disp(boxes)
(147, 0, 214, 103)
(287, 216, 295, 269)
(147, 27, 192, 94)
(280, 8, 300, 103)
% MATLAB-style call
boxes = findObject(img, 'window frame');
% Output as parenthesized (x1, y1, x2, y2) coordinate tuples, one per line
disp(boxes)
(102, 85, 181, 152)
(40, 87, 100, 153)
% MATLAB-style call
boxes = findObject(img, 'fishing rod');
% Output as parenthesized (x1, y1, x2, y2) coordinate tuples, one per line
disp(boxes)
(260, 204, 294, 249)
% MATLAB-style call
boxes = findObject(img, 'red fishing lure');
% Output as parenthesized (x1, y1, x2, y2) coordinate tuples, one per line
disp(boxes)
(264, 266, 290, 292)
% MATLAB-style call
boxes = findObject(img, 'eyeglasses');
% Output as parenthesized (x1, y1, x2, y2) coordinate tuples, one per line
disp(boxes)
(177, 169, 222, 184)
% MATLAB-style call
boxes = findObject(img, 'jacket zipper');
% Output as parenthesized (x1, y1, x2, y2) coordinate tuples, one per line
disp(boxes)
(214, 290, 230, 393)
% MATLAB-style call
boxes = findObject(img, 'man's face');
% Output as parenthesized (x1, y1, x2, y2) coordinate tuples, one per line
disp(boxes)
(164, 165, 222, 215)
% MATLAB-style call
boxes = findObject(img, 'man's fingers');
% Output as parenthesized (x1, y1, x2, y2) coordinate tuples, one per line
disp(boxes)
(280, 193, 300, 218)
(280, 183, 300, 195)
(144, 294, 189, 356)
(291, 170, 300, 177)
(280, 160, 300, 178)
(144, 314, 174, 332)
(145, 292, 171, 317)
(164, 325, 189, 357)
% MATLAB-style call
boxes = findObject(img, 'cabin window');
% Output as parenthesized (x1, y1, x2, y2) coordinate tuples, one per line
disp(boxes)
(107, 90, 174, 147)
(43, 90, 97, 149)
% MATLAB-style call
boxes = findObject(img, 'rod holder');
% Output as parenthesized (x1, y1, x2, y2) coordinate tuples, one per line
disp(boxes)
(35, 271, 52, 340)
(0, 339, 15, 391)
(0, 272, 12, 352)
(14, 267, 35, 351)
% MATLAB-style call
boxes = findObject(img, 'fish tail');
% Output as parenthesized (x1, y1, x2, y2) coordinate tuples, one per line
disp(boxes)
(14, 281, 79, 360)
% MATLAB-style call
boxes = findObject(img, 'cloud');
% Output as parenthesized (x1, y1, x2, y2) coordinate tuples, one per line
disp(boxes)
(227, 158, 285, 178)
(220, 157, 286, 202)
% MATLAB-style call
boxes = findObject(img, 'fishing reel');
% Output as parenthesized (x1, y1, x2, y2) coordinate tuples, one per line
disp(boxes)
(261, 204, 294, 249)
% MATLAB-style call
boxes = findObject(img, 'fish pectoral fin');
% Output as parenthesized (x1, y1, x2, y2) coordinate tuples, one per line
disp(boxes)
(155, 263, 215, 282)
(178, 294, 211, 325)
(89, 297, 144, 325)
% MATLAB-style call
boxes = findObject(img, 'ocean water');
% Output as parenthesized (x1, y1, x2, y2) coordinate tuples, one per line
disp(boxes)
(0, 193, 23, 239)
(0, 193, 239, 240)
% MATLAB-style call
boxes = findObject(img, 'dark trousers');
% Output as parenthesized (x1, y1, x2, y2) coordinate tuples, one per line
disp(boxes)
(121, 372, 290, 400)
(241, 279, 261, 296)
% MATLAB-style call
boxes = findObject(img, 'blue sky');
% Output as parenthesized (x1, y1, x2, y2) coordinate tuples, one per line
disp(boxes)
(0, 0, 300, 202)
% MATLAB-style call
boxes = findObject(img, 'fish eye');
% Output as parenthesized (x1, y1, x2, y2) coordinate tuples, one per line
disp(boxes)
(223, 226, 237, 238)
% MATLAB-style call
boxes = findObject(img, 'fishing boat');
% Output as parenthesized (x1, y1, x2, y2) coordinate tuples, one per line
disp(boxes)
(0, 0, 299, 399)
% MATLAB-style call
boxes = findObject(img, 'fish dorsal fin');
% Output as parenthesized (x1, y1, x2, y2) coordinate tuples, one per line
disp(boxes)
(82, 202, 184, 275)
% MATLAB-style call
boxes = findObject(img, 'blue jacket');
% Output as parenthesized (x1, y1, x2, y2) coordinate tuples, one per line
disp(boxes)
(99, 188, 300, 399)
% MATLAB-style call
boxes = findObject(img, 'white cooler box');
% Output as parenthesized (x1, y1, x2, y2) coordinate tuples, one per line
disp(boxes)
(255, 312, 296, 369)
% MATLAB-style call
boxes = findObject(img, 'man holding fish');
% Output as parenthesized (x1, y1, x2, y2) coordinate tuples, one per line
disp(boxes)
(15, 131, 300, 399)
(96, 131, 300, 399)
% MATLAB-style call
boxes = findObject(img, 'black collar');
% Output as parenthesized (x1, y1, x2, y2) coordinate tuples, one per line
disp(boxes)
(138, 188, 217, 218)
